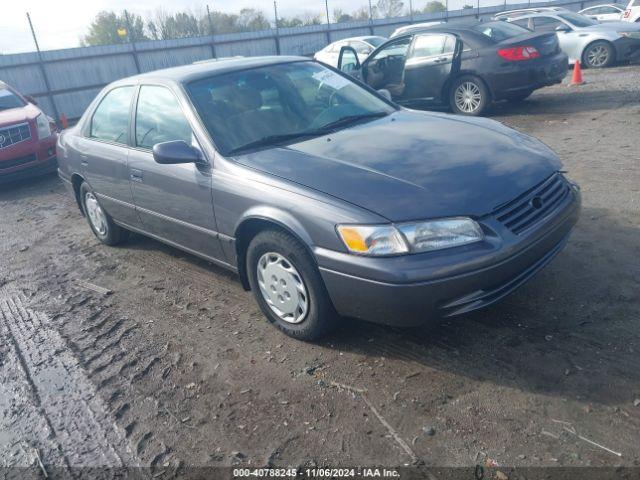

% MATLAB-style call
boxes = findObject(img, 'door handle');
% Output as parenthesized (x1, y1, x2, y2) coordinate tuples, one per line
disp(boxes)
(130, 169, 143, 183)
(434, 56, 450, 63)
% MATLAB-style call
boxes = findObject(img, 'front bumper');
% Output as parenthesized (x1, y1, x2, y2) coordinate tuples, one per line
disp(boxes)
(0, 155, 58, 183)
(0, 132, 58, 183)
(318, 183, 581, 327)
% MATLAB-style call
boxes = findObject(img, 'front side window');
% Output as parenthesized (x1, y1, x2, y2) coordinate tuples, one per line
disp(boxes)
(135, 86, 193, 150)
(91, 86, 134, 143)
(0, 88, 26, 111)
(187, 61, 395, 155)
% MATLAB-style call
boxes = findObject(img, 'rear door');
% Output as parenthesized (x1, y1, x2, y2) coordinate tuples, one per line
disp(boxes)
(76, 85, 140, 226)
(127, 84, 225, 261)
(402, 33, 461, 105)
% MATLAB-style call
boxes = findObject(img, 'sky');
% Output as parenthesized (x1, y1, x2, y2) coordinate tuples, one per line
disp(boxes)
(0, 0, 392, 54)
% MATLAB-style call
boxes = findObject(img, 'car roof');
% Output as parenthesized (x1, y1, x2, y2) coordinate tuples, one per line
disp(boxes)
(110, 55, 308, 86)
(330, 36, 383, 43)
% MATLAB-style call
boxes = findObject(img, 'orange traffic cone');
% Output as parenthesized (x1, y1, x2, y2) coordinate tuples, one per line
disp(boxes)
(60, 113, 69, 129)
(569, 60, 584, 86)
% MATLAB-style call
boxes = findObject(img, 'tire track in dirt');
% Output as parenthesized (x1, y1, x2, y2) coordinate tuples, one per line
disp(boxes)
(0, 289, 135, 467)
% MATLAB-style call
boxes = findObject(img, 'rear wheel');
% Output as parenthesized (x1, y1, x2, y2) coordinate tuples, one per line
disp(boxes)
(583, 41, 615, 68)
(246, 229, 338, 341)
(80, 182, 129, 246)
(449, 75, 490, 116)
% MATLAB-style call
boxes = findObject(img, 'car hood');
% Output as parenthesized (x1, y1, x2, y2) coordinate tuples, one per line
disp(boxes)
(0, 103, 40, 127)
(233, 110, 561, 222)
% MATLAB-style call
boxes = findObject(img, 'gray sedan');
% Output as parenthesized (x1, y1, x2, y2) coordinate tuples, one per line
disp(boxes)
(57, 57, 581, 340)
(503, 10, 640, 67)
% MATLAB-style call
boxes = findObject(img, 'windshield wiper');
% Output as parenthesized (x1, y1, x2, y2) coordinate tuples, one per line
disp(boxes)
(227, 131, 328, 155)
(318, 111, 389, 131)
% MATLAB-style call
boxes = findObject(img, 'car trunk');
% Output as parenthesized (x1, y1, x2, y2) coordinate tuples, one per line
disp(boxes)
(497, 32, 560, 57)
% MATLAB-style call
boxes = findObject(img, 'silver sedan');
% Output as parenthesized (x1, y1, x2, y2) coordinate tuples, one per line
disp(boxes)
(504, 10, 640, 67)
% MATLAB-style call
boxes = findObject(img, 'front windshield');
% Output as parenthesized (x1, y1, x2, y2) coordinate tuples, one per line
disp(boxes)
(187, 61, 395, 155)
(0, 88, 26, 111)
(557, 12, 598, 26)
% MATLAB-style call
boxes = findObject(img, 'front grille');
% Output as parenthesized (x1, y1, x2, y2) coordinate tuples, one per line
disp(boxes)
(0, 122, 32, 149)
(493, 173, 570, 235)
(0, 153, 37, 170)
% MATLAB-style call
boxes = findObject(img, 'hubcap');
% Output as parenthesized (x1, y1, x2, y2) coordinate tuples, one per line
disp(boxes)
(85, 192, 108, 236)
(454, 82, 482, 113)
(257, 252, 308, 324)
(587, 45, 609, 67)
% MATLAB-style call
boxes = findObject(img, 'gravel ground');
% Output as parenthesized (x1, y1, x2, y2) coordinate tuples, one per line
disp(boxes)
(0, 65, 639, 476)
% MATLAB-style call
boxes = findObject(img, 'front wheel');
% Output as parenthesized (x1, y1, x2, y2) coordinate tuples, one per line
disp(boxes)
(583, 41, 615, 68)
(449, 75, 490, 116)
(246, 229, 338, 341)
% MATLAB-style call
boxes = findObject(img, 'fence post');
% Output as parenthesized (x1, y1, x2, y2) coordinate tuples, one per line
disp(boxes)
(25, 13, 61, 125)
(445, 0, 449, 22)
(124, 10, 141, 73)
(273, 1, 282, 55)
(206, 4, 217, 58)
(325, 0, 331, 44)
(409, 0, 414, 22)
(368, 0, 375, 34)
(477, 0, 481, 18)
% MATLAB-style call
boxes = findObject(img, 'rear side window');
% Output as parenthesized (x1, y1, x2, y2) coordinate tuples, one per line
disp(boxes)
(135, 85, 193, 150)
(411, 34, 446, 58)
(91, 86, 134, 143)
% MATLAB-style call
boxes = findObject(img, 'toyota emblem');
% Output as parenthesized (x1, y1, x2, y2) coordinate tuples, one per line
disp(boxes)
(530, 196, 544, 209)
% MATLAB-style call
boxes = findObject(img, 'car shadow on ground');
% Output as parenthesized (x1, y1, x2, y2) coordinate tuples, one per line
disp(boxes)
(0, 173, 61, 202)
(322, 207, 640, 407)
(490, 88, 640, 117)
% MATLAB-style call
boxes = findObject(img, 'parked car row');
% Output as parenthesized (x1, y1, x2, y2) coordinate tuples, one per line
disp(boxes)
(54, 55, 581, 340)
(311, 7, 639, 115)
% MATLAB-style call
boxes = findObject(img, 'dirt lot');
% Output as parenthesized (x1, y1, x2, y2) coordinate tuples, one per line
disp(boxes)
(1, 65, 639, 476)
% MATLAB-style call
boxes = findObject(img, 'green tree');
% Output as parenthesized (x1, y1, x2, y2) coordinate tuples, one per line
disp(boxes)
(82, 10, 147, 45)
(376, 0, 405, 18)
(422, 1, 446, 13)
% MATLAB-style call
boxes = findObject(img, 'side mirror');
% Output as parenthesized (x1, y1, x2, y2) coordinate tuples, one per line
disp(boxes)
(153, 140, 202, 165)
(24, 95, 38, 105)
(555, 25, 571, 32)
(377, 89, 392, 101)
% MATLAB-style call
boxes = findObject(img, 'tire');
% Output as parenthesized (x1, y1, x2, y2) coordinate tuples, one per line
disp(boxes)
(246, 229, 338, 341)
(449, 75, 490, 116)
(79, 182, 129, 246)
(583, 41, 615, 69)
(505, 90, 533, 103)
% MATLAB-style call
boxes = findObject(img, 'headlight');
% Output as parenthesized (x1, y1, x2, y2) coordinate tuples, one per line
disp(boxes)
(398, 217, 483, 253)
(336, 217, 484, 256)
(36, 114, 51, 139)
(336, 225, 409, 256)
(618, 31, 640, 39)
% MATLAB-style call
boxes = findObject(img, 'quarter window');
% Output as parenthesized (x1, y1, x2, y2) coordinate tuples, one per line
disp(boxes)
(135, 86, 193, 150)
(90, 86, 134, 143)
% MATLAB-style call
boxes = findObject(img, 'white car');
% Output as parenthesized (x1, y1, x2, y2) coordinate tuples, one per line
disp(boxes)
(579, 3, 626, 21)
(314, 36, 387, 67)
(623, 0, 640, 21)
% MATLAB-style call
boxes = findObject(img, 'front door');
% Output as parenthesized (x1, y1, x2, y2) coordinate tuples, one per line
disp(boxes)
(128, 84, 225, 262)
(402, 33, 461, 105)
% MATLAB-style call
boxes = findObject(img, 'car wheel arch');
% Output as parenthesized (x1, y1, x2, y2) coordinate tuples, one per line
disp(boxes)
(71, 173, 87, 215)
(582, 39, 616, 67)
(443, 71, 493, 104)
(234, 213, 317, 292)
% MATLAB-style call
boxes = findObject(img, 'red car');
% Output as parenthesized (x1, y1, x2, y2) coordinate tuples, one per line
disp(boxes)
(0, 81, 57, 183)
